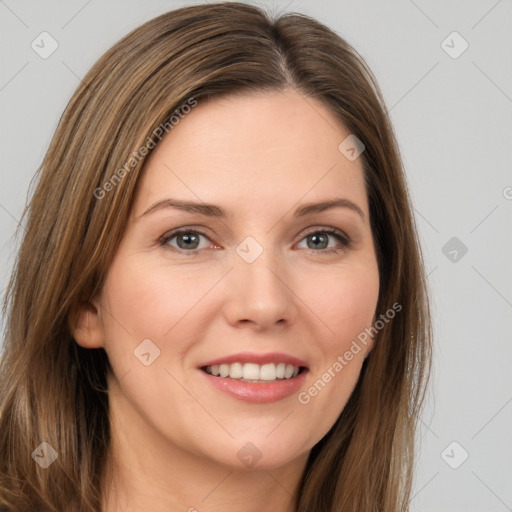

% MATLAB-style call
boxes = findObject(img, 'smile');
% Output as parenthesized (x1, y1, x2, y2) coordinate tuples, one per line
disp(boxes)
(202, 362, 303, 382)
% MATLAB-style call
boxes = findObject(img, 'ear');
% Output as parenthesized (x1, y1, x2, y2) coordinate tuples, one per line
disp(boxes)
(69, 299, 105, 349)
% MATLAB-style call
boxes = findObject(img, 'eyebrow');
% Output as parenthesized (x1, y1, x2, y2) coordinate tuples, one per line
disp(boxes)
(140, 197, 365, 220)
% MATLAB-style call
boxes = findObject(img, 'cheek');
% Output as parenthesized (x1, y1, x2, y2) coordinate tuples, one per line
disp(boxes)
(101, 256, 201, 337)
(98, 258, 176, 369)
(98, 254, 222, 381)
(294, 262, 379, 441)
(306, 260, 380, 352)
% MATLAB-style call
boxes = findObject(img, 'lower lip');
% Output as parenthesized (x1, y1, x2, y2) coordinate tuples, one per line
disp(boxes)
(199, 368, 308, 404)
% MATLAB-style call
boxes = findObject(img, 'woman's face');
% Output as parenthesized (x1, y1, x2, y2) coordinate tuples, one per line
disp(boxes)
(79, 88, 380, 470)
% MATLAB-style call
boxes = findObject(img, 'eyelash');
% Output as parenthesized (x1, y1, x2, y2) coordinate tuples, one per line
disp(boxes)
(159, 227, 351, 256)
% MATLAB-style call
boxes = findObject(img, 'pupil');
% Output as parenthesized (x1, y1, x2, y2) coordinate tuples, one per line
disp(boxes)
(179, 233, 199, 249)
(310, 234, 327, 250)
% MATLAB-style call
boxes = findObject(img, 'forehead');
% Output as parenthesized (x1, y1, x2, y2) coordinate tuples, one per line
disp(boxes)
(133, 89, 369, 219)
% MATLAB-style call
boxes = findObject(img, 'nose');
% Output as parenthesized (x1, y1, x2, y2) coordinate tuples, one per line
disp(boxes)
(222, 248, 298, 331)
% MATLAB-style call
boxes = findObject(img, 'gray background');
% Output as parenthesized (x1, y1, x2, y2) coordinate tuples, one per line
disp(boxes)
(1, 0, 511, 510)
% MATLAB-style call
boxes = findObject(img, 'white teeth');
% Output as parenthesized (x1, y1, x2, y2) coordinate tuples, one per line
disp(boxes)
(242, 363, 260, 380)
(204, 362, 302, 381)
(229, 362, 243, 379)
(219, 364, 230, 377)
(276, 363, 286, 378)
(259, 363, 276, 381)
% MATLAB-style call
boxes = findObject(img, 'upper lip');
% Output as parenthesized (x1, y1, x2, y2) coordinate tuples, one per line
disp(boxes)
(199, 351, 308, 369)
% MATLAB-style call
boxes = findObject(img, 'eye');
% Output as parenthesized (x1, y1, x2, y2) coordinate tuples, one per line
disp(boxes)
(296, 228, 351, 255)
(159, 227, 351, 255)
(160, 229, 214, 255)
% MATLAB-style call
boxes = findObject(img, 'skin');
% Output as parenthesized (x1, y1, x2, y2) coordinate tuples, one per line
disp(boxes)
(73, 88, 380, 512)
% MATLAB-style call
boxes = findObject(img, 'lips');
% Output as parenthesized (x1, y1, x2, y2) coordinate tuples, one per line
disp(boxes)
(199, 364, 308, 403)
(197, 351, 309, 403)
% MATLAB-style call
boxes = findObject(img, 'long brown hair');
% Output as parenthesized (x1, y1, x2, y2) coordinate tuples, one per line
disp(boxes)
(0, 3, 432, 510)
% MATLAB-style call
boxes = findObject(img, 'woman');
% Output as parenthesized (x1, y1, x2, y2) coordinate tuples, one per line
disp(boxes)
(0, 2, 432, 511)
